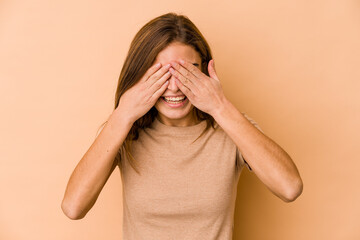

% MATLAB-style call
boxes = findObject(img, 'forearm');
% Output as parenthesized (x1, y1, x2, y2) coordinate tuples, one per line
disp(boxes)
(212, 99, 303, 202)
(61, 108, 133, 219)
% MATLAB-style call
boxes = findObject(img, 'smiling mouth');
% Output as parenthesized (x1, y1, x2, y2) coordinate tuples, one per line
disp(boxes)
(161, 96, 187, 103)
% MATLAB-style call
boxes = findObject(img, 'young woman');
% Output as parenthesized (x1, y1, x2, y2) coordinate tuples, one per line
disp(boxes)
(61, 12, 303, 239)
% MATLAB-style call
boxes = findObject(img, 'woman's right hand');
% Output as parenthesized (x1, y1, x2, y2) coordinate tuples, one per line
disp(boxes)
(116, 63, 171, 123)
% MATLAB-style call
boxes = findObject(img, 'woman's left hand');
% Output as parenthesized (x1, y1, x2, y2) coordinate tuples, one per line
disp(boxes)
(169, 59, 227, 117)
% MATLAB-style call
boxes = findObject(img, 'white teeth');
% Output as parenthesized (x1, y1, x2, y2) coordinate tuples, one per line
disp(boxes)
(164, 96, 185, 101)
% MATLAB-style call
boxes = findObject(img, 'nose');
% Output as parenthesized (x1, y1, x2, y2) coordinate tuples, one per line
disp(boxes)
(166, 74, 180, 92)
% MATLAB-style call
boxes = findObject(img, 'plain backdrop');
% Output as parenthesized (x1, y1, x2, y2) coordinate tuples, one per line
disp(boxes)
(1, 0, 359, 239)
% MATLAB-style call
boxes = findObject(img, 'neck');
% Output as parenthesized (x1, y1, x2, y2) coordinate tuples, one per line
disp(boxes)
(156, 111, 200, 127)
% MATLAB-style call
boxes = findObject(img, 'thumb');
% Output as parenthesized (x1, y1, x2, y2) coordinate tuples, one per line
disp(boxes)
(208, 59, 219, 81)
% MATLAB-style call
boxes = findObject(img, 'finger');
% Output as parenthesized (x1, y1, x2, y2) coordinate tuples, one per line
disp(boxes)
(208, 59, 220, 81)
(171, 60, 205, 90)
(149, 69, 171, 94)
(169, 67, 199, 93)
(150, 78, 170, 103)
(170, 61, 201, 89)
(140, 62, 162, 82)
(174, 77, 195, 100)
(146, 63, 171, 84)
(178, 59, 204, 79)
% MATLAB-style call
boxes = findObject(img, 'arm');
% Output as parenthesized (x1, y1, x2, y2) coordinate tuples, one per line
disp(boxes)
(61, 108, 133, 219)
(236, 113, 264, 172)
(212, 99, 303, 202)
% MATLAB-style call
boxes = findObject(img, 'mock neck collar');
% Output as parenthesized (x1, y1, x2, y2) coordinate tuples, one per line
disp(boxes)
(151, 117, 207, 136)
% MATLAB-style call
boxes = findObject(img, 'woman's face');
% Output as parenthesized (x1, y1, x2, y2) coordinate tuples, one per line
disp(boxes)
(153, 41, 202, 126)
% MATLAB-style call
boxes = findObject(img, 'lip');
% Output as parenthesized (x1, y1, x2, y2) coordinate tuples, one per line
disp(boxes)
(162, 95, 185, 97)
(160, 96, 188, 108)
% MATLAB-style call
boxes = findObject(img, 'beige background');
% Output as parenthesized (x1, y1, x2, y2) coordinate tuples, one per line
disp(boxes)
(1, 0, 359, 239)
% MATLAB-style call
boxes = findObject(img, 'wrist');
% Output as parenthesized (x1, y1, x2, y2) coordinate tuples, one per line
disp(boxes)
(110, 107, 134, 129)
(211, 97, 232, 120)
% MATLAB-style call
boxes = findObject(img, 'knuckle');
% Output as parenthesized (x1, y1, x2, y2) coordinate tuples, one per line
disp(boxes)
(153, 80, 163, 89)
(146, 94, 153, 102)
(149, 74, 157, 82)
(172, 62, 179, 68)
(141, 73, 149, 81)
(148, 73, 157, 82)
(139, 82, 146, 91)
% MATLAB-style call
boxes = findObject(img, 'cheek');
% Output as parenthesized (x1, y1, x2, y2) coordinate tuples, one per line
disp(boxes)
(154, 100, 161, 109)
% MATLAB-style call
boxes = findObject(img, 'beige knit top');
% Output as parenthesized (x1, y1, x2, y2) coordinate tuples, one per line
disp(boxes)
(118, 113, 262, 240)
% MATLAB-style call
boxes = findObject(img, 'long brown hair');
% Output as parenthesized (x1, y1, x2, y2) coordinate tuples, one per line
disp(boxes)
(96, 12, 217, 174)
